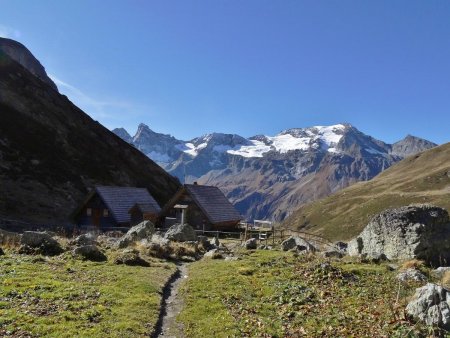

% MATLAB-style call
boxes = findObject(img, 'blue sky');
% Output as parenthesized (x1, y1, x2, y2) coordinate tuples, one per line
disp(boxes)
(1, 1, 449, 144)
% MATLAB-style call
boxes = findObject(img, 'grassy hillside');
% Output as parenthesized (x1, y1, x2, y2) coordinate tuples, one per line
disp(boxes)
(282, 142, 450, 241)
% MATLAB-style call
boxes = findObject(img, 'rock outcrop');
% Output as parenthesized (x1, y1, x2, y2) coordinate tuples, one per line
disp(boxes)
(348, 205, 450, 265)
(164, 223, 197, 242)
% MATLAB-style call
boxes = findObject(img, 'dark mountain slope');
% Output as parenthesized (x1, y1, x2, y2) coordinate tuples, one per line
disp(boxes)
(0, 38, 180, 225)
(282, 143, 450, 241)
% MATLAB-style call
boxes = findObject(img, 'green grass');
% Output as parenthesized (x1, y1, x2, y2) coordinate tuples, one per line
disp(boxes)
(179, 250, 436, 337)
(0, 251, 176, 337)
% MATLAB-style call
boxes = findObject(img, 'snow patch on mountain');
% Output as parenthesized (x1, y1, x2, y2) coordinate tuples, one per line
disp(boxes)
(365, 147, 385, 155)
(172, 124, 347, 159)
(227, 140, 272, 158)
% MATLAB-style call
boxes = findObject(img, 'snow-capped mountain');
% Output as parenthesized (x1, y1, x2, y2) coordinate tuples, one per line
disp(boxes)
(113, 123, 436, 222)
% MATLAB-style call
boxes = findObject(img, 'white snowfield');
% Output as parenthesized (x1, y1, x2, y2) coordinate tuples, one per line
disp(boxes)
(175, 124, 347, 158)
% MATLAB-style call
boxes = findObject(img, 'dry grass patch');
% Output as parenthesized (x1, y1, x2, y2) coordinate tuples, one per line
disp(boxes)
(442, 271, 450, 289)
(400, 259, 426, 272)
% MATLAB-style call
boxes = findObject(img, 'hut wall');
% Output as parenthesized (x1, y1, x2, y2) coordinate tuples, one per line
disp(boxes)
(75, 195, 117, 228)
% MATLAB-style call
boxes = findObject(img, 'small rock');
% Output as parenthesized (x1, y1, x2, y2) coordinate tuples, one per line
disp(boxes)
(180, 256, 197, 262)
(70, 233, 97, 247)
(243, 238, 257, 250)
(397, 268, 428, 282)
(73, 245, 107, 262)
(432, 267, 450, 279)
(225, 256, 239, 261)
(281, 236, 316, 252)
(334, 241, 348, 253)
(210, 237, 220, 247)
(114, 249, 150, 267)
(197, 236, 211, 250)
(204, 249, 224, 259)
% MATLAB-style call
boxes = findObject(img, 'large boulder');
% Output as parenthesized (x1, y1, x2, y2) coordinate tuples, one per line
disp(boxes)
(117, 221, 155, 248)
(73, 245, 107, 262)
(164, 223, 197, 242)
(19, 231, 63, 256)
(348, 205, 450, 265)
(281, 236, 316, 252)
(406, 283, 450, 330)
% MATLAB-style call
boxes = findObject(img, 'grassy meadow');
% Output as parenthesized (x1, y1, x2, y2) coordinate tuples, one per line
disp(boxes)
(178, 250, 438, 338)
(0, 250, 176, 337)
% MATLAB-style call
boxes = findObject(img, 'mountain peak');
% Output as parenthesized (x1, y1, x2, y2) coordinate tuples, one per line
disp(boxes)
(391, 134, 438, 158)
(0, 37, 57, 91)
(112, 128, 132, 143)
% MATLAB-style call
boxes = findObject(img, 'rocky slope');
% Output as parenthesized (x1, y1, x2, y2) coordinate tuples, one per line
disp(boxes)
(114, 123, 436, 222)
(0, 38, 180, 225)
(282, 142, 450, 241)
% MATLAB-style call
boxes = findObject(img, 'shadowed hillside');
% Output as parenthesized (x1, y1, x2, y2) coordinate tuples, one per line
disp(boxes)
(0, 38, 180, 225)
(282, 143, 450, 241)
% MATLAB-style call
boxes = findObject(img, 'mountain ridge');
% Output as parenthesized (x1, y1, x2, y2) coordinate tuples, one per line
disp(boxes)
(113, 123, 437, 222)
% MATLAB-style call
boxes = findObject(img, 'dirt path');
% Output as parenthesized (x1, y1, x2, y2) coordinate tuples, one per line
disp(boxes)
(152, 263, 189, 338)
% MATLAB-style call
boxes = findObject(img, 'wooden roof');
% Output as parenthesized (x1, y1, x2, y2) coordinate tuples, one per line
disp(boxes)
(129, 202, 160, 214)
(95, 186, 161, 224)
(184, 184, 241, 224)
